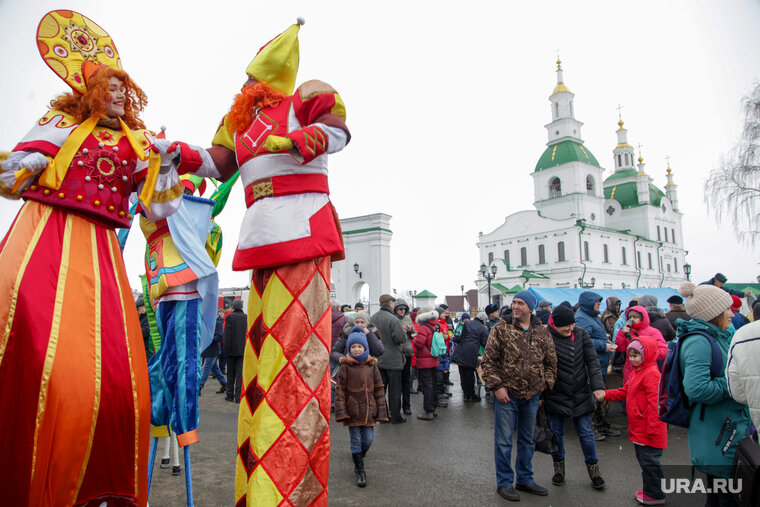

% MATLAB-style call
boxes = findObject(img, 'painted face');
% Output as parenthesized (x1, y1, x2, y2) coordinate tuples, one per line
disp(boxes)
(106, 76, 126, 118)
(350, 343, 365, 356)
(354, 318, 367, 329)
(554, 323, 575, 337)
(628, 348, 643, 366)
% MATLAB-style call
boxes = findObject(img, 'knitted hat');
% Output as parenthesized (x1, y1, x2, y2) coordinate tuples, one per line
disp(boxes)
(666, 295, 683, 305)
(628, 340, 645, 359)
(232, 299, 244, 310)
(475, 312, 488, 323)
(730, 295, 742, 312)
(135, 295, 144, 308)
(354, 302, 364, 310)
(353, 310, 371, 324)
(551, 305, 575, 327)
(461, 312, 471, 320)
(346, 326, 369, 362)
(513, 290, 537, 311)
(435, 306, 446, 316)
(680, 282, 733, 322)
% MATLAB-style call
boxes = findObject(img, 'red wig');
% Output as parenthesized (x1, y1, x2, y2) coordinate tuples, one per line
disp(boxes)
(226, 82, 286, 133)
(49, 67, 148, 130)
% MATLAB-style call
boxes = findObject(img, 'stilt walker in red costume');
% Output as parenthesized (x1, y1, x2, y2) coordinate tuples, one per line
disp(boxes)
(157, 18, 350, 505)
(0, 10, 183, 506)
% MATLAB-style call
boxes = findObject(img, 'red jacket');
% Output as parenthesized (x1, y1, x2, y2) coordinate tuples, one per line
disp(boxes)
(413, 311, 440, 369)
(615, 305, 668, 383)
(605, 333, 667, 449)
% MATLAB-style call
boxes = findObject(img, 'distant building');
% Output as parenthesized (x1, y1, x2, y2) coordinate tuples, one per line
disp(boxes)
(477, 60, 686, 309)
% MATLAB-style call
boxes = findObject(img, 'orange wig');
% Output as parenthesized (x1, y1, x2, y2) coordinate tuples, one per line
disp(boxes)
(49, 67, 148, 130)
(226, 82, 286, 133)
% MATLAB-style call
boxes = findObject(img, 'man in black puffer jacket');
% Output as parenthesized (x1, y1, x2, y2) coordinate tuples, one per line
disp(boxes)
(543, 305, 606, 490)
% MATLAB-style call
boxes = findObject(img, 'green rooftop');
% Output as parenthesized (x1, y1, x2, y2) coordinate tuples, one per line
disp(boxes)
(604, 181, 665, 209)
(414, 289, 437, 298)
(535, 140, 600, 172)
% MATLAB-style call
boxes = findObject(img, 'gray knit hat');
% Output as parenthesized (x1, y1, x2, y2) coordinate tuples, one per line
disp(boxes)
(679, 282, 732, 322)
(353, 310, 371, 324)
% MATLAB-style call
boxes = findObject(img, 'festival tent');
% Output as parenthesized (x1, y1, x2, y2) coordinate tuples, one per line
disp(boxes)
(524, 287, 679, 312)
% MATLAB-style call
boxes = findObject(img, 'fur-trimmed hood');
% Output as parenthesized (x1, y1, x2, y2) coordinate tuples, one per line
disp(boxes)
(339, 355, 378, 366)
(416, 310, 439, 324)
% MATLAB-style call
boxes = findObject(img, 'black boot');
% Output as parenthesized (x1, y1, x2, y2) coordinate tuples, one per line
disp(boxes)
(586, 462, 605, 489)
(443, 371, 453, 386)
(352, 453, 366, 487)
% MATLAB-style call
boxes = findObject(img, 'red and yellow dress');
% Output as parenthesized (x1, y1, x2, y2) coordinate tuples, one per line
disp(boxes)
(0, 109, 182, 507)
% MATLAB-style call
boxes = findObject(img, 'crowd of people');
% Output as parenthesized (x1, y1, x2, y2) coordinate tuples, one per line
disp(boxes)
(319, 272, 759, 505)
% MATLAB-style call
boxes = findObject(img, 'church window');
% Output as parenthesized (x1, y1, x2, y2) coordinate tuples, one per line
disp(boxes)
(617, 154, 622, 167)
(667, 263, 672, 273)
(504, 250, 510, 269)
(648, 253, 653, 270)
(570, 101, 574, 117)
(657, 226, 661, 241)
(488, 252, 494, 264)
(671, 229, 676, 244)
(622, 247, 627, 265)
(520, 247, 527, 267)
(538, 244, 546, 264)
(549, 177, 561, 198)
(583, 241, 590, 261)
(603, 244, 609, 263)
(637, 251, 642, 268)
(674, 262, 678, 273)
(625, 153, 630, 165)
(557, 241, 566, 262)
(554, 102, 559, 118)
(586, 175, 594, 195)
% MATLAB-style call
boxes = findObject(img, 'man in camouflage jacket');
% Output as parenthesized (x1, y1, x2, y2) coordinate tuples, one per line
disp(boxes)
(481, 290, 557, 501)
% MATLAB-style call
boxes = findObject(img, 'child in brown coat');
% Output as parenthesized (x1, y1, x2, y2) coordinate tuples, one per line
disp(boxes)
(334, 327, 389, 487)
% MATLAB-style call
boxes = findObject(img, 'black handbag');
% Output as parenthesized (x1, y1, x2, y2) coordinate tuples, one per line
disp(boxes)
(533, 406, 559, 455)
(731, 433, 760, 507)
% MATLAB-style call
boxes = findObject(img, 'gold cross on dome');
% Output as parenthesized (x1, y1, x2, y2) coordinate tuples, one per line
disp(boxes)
(616, 104, 624, 121)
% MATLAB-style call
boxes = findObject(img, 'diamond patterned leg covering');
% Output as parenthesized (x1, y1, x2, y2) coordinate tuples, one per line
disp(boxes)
(235, 258, 331, 506)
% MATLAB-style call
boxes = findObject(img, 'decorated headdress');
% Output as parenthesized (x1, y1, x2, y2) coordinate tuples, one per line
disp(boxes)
(245, 18, 304, 95)
(37, 10, 122, 95)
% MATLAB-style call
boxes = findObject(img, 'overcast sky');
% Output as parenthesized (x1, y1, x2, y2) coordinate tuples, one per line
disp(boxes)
(1, 0, 759, 303)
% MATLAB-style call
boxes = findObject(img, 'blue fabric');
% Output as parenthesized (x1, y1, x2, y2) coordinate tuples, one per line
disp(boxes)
(731, 312, 747, 330)
(150, 299, 202, 439)
(167, 195, 218, 354)
(348, 426, 374, 454)
(549, 414, 598, 464)
(574, 292, 611, 370)
(493, 392, 541, 487)
(526, 287, 679, 312)
(117, 198, 140, 251)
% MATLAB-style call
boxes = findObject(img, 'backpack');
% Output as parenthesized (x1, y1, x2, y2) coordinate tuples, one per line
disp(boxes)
(658, 329, 723, 427)
(430, 330, 447, 357)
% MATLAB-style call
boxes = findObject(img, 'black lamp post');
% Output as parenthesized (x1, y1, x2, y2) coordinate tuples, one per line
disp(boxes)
(353, 262, 362, 279)
(578, 277, 596, 289)
(460, 284, 465, 312)
(410, 289, 417, 308)
(480, 263, 497, 304)
(683, 262, 691, 282)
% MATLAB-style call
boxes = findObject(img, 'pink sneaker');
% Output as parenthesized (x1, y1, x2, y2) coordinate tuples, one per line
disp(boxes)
(635, 490, 665, 505)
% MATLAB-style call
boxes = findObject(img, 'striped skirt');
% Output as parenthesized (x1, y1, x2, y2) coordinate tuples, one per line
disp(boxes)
(235, 258, 332, 506)
(0, 201, 150, 507)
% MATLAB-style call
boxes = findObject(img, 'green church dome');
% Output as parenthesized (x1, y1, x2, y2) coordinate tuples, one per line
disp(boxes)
(604, 180, 665, 209)
(534, 140, 600, 172)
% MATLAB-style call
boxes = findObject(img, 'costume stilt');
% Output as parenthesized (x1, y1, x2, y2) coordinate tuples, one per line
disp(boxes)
(0, 11, 183, 505)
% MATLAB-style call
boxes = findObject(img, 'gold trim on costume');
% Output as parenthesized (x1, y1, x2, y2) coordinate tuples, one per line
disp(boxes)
(106, 232, 140, 495)
(150, 183, 184, 204)
(72, 223, 102, 499)
(31, 214, 73, 484)
(0, 204, 51, 366)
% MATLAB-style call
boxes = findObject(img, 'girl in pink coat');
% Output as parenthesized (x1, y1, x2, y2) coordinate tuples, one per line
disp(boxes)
(615, 305, 668, 383)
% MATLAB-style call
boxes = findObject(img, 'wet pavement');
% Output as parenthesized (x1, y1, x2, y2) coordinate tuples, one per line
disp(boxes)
(148, 371, 694, 506)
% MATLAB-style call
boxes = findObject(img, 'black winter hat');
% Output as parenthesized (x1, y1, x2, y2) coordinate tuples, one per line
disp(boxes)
(552, 305, 575, 327)
(666, 295, 683, 305)
(485, 303, 499, 315)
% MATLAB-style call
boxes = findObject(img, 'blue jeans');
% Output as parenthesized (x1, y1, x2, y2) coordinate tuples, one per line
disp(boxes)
(493, 392, 541, 487)
(548, 413, 598, 463)
(348, 426, 374, 455)
(199, 355, 226, 389)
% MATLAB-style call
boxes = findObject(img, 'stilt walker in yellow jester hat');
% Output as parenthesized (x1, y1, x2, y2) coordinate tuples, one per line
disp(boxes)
(0, 9, 184, 507)
(155, 18, 350, 505)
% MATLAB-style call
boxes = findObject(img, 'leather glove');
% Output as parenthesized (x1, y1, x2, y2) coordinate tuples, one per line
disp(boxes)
(19, 152, 50, 172)
(263, 135, 294, 153)
(151, 138, 180, 167)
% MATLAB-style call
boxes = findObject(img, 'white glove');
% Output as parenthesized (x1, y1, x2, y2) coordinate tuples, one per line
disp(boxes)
(152, 139, 180, 167)
(19, 152, 49, 172)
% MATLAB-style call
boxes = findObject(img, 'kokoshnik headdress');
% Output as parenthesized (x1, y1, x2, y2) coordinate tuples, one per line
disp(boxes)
(16, 10, 161, 210)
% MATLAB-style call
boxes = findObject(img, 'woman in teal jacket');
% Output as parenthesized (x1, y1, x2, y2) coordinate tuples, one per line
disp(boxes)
(678, 282, 750, 506)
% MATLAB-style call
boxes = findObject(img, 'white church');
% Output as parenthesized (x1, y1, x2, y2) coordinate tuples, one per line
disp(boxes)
(477, 60, 686, 308)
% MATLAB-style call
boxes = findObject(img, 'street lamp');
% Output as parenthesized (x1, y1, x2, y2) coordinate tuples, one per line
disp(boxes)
(460, 284, 465, 312)
(353, 262, 362, 279)
(410, 289, 417, 308)
(578, 277, 596, 289)
(683, 262, 691, 282)
(480, 263, 497, 304)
